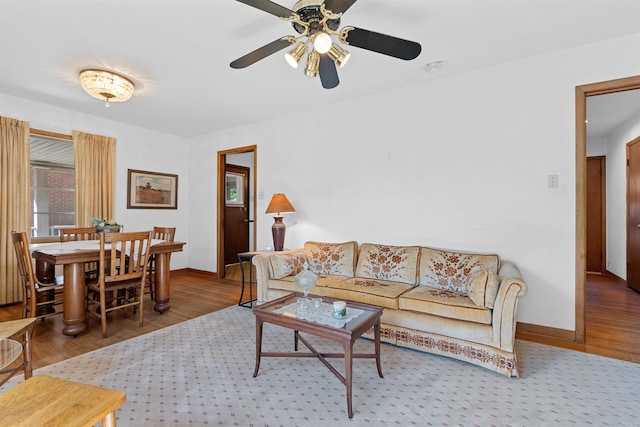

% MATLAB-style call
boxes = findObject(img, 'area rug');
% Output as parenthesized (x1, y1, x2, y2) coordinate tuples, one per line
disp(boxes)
(5, 306, 639, 426)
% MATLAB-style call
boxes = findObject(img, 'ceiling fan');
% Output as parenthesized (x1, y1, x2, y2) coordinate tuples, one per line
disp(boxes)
(230, 0, 422, 89)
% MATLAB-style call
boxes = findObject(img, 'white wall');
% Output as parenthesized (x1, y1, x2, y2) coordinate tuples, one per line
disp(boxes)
(188, 33, 640, 331)
(0, 94, 191, 269)
(606, 111, 640, 278)
(3, 33, 639, 332)
(586, 137, 608, 157)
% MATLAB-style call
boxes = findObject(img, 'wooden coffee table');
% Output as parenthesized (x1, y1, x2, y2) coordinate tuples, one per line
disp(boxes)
(252, 293, 384, 418)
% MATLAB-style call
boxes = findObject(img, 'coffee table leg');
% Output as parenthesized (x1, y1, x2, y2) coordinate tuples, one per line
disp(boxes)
(344, 341, 354, 418)
(253, 318, 263, 377)
(375, 322, 383, 378)
(294, 330, 299, 351)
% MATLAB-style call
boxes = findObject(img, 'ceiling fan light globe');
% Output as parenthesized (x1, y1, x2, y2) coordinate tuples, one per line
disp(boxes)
(313, 32, 332, 54)
(328, 44, 350, 68)
(284, 42, 307, 68)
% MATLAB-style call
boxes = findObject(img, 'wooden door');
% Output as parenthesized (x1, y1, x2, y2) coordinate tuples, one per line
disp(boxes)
(628, 139, 640, 292)
(224, 164, 250, 267)
(586, 156, 606, 274)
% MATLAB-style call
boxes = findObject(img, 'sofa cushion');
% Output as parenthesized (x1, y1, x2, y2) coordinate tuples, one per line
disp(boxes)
(268, 274, 350, 297)
(466, 266, 500, 308)
(355, 243, 420, 285)
(419, 248, 499, 293)
(399, 285, 492, 324)
(304, 241, 358, 277)
(325, 277, 415, 309)
(269, 252, 307, 279)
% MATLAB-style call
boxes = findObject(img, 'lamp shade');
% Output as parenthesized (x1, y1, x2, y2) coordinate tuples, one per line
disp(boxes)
(265, 194, 295, 216)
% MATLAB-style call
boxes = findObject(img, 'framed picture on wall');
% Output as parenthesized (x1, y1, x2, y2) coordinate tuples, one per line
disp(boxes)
(127, 169, 178, 209)
(225, 172, 244, 206)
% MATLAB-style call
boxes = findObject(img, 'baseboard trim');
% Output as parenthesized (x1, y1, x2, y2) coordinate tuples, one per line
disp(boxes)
(605, 270, 627, 286)
(172, 268, 219, 279)
(516, 322, 578, 343)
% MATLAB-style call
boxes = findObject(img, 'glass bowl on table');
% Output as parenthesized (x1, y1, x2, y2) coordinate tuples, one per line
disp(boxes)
(294, 262, 318, 311)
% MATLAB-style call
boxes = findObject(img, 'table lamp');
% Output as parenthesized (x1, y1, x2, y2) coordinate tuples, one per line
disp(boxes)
(265, 193, 295, 251)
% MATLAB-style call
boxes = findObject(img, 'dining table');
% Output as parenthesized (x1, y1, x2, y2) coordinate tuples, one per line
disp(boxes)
(31, 239, 185, 336)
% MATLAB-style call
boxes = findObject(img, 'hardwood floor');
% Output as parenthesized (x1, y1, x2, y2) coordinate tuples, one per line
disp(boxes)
(519, 273, 640, 363)
(584, 273, 640, 362)
(0, 271, 253, 370)
(1, 271, 638, 372)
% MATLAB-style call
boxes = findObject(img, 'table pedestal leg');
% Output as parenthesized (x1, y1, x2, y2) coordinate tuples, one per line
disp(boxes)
(153, 253, 171, 313)
(62, 263, 86, 336)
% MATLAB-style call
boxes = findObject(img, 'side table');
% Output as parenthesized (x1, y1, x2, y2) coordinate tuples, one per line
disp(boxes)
(0, 318, 36, 387)
(237, 251, 264, 308)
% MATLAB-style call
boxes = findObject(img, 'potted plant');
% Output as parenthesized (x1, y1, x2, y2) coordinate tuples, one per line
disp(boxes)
(91, 217, 122, 233)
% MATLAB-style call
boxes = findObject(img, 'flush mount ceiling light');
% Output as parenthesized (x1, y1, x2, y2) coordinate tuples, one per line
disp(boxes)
(79, 69, 135, 107)
(230, 0, 421, 90)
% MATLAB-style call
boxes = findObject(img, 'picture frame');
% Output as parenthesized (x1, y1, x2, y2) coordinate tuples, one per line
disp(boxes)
(225, 172, 244, 206)
(127, 169, 178, 209)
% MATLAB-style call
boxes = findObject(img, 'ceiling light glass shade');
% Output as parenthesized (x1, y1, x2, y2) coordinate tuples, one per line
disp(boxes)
(327, 44, 351, 68)
(79, 69, 135, 104)
(312, 32, 332, 54)
(304, 50, 320, 77)
(284, 42, 307, 68)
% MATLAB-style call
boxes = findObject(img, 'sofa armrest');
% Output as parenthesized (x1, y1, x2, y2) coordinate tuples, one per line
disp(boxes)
(252, 249, 304, 303)
(492, 261, 528, 351)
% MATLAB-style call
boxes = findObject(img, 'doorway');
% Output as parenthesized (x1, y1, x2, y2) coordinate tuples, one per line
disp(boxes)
(576, 75, 640, 343)
(628, 137, 640, 292)
(217, 146, 257, 278)
(224, 164, 250, 267)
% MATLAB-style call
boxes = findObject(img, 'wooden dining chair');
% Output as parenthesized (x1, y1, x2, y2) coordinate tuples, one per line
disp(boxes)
(86, 230, 153, 338)
(11, 231, 64, 320)
(146, 226, 176, 300)
(60, 227, 99, 281)
(59, 227, 98, 242)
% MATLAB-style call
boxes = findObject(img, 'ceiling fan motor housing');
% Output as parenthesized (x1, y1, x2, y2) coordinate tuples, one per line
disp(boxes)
(292, 1, 340, 35)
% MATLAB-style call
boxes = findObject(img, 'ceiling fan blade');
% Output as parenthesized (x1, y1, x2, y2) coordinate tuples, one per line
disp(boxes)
(319, 55, 339, 89)
(342, 27, 421, 60)
(235, 0, 294, 18)
(323, 0, 359, 14)
(230, 38, 294, 69)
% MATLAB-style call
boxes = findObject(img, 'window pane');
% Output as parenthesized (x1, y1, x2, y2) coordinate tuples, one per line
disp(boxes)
(30, 135, 74, 237)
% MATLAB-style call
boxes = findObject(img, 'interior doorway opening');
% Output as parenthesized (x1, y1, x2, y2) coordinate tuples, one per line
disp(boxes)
(217, 146, 257, 279)
(576, 75, 640, 343)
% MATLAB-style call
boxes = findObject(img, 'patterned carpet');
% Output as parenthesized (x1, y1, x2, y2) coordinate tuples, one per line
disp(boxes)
(5, 306, 639, 426)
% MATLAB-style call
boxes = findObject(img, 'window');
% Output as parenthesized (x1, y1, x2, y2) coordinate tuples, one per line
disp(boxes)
(30, 131, 74, 238)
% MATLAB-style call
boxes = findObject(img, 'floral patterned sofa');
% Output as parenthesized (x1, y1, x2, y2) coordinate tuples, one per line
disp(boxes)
(252, 241, 528, 377)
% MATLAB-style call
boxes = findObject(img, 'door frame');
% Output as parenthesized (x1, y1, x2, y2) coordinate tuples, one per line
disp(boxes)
(627, 137, 640, 292)
(217, 145, 257, 278)
(575, 75, 640, 343)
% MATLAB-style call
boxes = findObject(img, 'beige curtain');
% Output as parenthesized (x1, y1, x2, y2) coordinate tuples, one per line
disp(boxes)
(72, 130, 116, 227)
(0, 116, 31, 305)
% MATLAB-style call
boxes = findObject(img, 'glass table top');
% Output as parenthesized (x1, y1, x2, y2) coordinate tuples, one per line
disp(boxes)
(0, 338, 22, 370)
(255, 293, 382, 331)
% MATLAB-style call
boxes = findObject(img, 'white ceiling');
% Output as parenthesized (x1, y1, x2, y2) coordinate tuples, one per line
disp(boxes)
(1, 0, 639, 138)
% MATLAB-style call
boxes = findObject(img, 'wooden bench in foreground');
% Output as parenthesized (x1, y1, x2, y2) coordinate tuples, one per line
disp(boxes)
(0, 375, 126, 427)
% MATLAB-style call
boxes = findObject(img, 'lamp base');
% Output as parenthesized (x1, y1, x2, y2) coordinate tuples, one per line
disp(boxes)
(271, 216, 286, 251)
